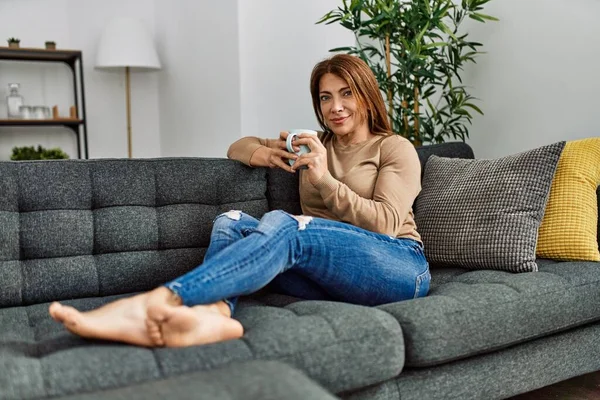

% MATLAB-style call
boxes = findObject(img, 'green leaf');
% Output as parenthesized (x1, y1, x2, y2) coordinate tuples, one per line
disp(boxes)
(340, 20, 355, 30)
(424, 0, 432, 16)
(426, 98, 437, 115)
(423, 42, 449, 50)
(471, 0, 494, 8)
(328, 46, 357, 53)
(454, 109, 472, 118)
(469, 14, 485, 23)
(471, 12, 499, 21)
(315, 11, 333, 24)
(464, 102, 484, 114)
(439, 22, 458, 41)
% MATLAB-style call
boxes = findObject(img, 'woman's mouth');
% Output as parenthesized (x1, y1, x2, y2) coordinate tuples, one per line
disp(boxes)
(331, 116, 348, 125)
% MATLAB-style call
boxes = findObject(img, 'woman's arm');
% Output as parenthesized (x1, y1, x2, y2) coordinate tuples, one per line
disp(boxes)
(227, 137, 272, 166)
(313, 136, 421, 236)
(227, 134, 297, 172)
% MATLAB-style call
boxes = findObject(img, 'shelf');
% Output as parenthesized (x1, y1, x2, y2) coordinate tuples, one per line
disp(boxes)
(0, 47, 82, 63)
(0, 119, 84, 127)
(0, 47, 89, 159)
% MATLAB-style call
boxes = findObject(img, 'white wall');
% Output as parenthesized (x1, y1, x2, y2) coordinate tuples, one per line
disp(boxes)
(154, 0, 352, 158)
(154, 0, 241, 158)
(0, 0, 161, 160)
(238, 0, 354, 140)
(462, 0, 600, 158)
(4, 0, 596, 161)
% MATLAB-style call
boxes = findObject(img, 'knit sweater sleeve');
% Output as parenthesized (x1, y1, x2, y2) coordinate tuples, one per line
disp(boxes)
(312, 136, 421, 236)
(227, 137, 276, 166)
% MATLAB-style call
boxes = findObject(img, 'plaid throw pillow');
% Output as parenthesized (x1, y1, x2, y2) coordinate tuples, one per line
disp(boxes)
(414, 142, 565, 273)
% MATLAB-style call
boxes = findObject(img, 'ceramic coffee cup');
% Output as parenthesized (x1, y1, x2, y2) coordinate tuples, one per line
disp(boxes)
(286, 129, 318, 167)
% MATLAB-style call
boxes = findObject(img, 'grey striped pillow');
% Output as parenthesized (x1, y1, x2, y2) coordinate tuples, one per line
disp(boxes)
(414, 142, 565, 273)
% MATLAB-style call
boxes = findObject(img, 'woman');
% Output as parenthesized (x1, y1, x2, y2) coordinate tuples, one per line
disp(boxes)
(49, 54, 430, 348)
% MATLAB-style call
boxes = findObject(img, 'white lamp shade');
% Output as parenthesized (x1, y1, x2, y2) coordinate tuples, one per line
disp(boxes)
(96, 17, 161, 70)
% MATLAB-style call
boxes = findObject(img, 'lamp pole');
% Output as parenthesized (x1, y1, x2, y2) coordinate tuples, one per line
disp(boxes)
(95, 17, 161, 159)
(125, 66, 132, 158)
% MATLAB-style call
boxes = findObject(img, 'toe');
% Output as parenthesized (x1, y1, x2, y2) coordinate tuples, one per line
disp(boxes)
(145, 319, 165, 346)
(153, 335, 165, 347)
(57, 305, 82, 329)
(49, 303, 84, 334)
(147, 302, 170, 324)
(49, 302, 63, 322)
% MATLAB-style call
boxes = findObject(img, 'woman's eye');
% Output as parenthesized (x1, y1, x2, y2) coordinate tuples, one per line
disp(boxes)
(343, 90, 352, 97)
(320, 95, 330, 101)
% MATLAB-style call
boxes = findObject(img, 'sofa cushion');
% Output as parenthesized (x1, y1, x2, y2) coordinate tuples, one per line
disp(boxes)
(0, 296, 403, 399)
(344, 319, 600, 400)
(267, 168, 302, 215)
(53, 360, 339, 400)
(537, 137, 600, 261)
(414, 141, 475, 177)
(414, 142, 565, 272)
(377, 258, 600, 367)
(0, 159, 269, 308)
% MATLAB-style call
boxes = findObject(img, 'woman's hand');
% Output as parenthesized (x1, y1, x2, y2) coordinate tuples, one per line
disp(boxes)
(290, 133, 328, 184)
(272, 131, 300, 152)
(252, 131, 298, 173)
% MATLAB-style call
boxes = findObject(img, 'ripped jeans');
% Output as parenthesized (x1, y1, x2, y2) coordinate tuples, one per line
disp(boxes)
(164, 210, 430, 316)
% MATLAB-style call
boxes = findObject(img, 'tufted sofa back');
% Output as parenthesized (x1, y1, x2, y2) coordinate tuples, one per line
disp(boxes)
(8, 141, 584, 308)
(0, 158, 268, 307)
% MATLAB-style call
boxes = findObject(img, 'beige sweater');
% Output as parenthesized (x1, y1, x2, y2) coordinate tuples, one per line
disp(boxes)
(227, 133, 422, 241)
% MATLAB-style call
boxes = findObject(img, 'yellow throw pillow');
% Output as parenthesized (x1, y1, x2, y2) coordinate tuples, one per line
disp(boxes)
(537, 137, 600, 261)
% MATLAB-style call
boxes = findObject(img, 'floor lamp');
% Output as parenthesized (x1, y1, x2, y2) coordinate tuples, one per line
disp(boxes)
(95, 17, 161, 158)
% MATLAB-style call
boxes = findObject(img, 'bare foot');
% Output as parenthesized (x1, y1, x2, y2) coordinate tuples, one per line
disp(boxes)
(147, 298, 244, 348)
(145, 287, 185, 346)
(49, 293, 155, 347)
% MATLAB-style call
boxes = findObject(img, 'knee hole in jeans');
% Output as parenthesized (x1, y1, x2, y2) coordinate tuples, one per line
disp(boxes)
(291, 215, 313, 230)
(213, 210, 243, 226)
(258, 210, 313, 232)
(222, 210, 242, 221)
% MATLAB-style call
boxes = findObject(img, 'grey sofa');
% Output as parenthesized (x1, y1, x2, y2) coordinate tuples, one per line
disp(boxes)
(1, 142, 599, 400)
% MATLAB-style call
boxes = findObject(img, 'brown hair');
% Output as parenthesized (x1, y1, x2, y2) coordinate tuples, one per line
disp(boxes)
(309, 54, 393, 142)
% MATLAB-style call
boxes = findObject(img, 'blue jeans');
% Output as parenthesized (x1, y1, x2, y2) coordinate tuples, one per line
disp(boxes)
(165, 210, 430, 316)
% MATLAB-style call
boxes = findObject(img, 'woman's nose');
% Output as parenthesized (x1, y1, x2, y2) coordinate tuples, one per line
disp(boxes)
(331, 97, 344, 112)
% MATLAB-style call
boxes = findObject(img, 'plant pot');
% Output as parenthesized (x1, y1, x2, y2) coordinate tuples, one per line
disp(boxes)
(45, 42, 56, 50)
(8, 42, 19, 49)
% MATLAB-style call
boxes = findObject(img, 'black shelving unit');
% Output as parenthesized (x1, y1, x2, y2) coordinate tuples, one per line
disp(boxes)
(0, 46, 89, 159)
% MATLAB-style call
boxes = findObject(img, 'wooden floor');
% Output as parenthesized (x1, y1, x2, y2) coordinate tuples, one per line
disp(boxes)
(508, 371, 600, 400)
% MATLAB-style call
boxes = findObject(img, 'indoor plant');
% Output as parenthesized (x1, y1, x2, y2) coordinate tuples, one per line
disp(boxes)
(317, 0, 497, 145)
(7, 37, 20, 49)
(11, 145, 69, 160)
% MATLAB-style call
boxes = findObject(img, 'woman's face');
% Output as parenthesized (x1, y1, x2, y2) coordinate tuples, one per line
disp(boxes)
(318, 73, 368, 139)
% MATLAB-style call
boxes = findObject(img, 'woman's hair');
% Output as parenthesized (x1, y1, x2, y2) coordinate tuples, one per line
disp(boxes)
(309, 54, 393, 141)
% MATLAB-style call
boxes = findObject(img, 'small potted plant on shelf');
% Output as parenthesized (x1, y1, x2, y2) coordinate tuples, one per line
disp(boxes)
(7, 37, 20, 48)
(45, 41, 56, 50)
(11, 145, 69, 161)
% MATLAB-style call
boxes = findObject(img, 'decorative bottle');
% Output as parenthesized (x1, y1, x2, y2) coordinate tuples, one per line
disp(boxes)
(7, 83, 24, 119)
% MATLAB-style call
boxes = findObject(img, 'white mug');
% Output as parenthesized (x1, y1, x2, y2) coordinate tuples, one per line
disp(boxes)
(286, 129, 318, 167)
